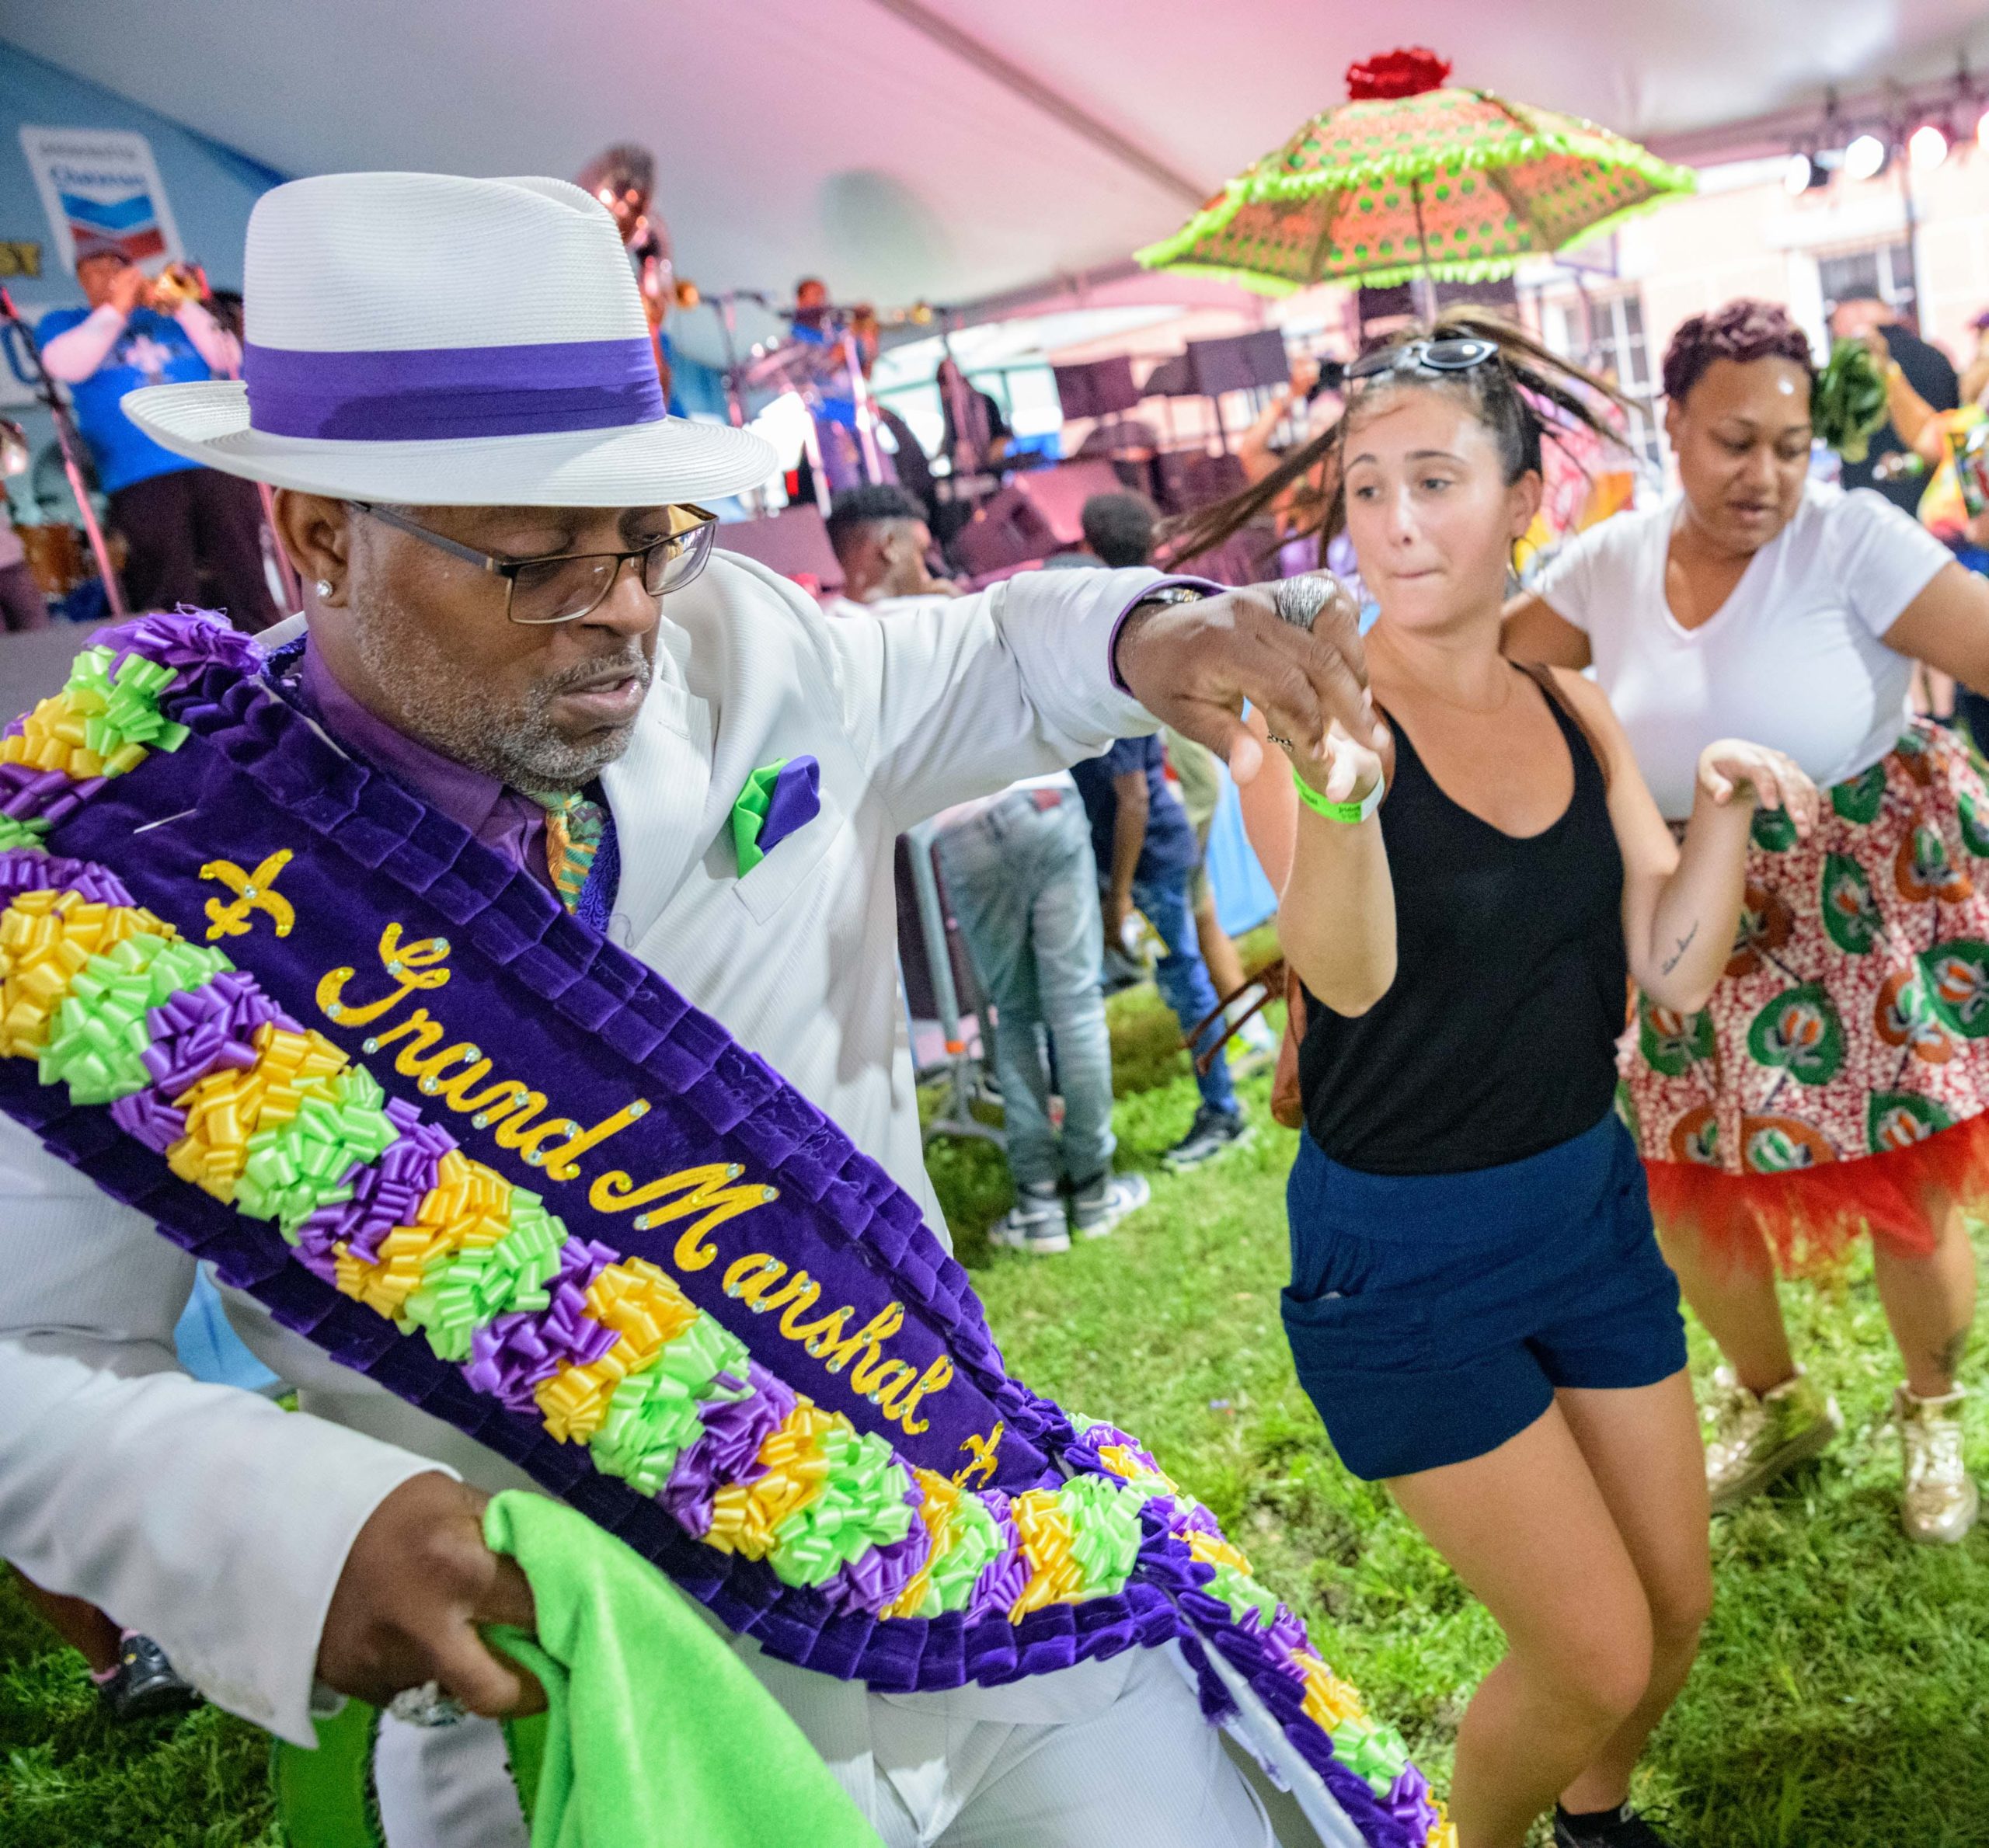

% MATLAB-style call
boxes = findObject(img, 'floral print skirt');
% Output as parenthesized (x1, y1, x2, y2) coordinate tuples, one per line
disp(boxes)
(1625, 720, 1989, 1270)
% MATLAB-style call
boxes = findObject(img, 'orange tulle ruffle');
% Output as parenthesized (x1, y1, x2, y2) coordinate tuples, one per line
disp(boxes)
(1643, 1108, 1989, 1274)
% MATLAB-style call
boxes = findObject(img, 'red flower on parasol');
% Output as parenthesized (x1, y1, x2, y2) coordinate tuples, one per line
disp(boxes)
(1345, 47, 1452, 102)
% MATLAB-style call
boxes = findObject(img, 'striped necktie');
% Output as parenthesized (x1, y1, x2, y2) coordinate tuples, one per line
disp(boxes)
(522, 788, 606, 914)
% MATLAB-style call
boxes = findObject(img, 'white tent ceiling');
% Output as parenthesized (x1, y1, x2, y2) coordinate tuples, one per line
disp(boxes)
(7, 0, 1989, 318)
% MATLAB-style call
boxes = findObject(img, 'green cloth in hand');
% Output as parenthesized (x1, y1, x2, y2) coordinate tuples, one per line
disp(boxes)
(482, 1490, 883, 1848)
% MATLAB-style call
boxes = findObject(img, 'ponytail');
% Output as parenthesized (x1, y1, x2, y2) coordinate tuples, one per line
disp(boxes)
(1162, 308, 1635, 569)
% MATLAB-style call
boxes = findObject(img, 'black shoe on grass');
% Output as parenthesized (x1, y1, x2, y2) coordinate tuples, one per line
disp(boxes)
(97, 1634, 203, 1724)
(1162, 1104, 1252, 1171)
(1553, 1804, 1681, 1848)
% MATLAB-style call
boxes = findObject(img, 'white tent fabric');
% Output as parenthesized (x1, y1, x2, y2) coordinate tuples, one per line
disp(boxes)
(5, 0, 1989, 314)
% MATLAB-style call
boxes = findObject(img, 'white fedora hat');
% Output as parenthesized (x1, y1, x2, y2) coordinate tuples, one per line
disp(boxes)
(122, 171, 777, 506)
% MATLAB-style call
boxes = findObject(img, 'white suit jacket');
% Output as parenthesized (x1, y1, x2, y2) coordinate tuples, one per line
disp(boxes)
(0, 555, 1168, 1745)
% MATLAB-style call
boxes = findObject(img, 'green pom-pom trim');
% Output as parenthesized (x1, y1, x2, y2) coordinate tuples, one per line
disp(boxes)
(38, 931, 230, 1104)
(1134, 94, 1696, 295)
(239, 1067, 399, 1236)
(918, 1489, 1006, 1616)
(1057, 1472, 1144, 1596)
(768, 1422, 914, 1589)
(588, 1317, 753, 1495)
(1329, 1714, 1414, 1796)
(61, 648, 189, 766)
(399, 1187, 568, 1362)
(1203, 1559, 1280, 1630)
(0, 816, 50, 853)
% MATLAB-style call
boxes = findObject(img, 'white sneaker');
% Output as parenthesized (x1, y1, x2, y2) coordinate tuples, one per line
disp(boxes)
(1896, 1383, 1979, 1545)
(986, 1182, 1070, 1256)
(1070, 1171, 1151, 1239)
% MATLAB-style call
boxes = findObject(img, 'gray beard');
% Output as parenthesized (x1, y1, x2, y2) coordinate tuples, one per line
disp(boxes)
(347, 586, 650, 793)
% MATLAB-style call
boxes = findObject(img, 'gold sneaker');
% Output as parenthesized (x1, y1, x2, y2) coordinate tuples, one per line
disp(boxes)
(1895, 1384, 1980, 1546)
(1703, 1365, 1843, 1512)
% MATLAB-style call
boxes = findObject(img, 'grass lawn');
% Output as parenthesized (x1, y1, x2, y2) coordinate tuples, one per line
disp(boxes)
(4, 947, 1987, 1846)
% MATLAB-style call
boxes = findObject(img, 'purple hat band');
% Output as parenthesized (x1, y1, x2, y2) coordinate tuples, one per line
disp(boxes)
(241, 336, 666, 442)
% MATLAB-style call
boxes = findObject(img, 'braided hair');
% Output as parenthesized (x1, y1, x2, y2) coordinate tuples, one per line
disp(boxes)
(1164, 308, 1635, 570)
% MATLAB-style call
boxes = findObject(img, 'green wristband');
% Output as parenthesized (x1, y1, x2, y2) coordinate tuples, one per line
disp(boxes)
(1292, 762, 1385, 825)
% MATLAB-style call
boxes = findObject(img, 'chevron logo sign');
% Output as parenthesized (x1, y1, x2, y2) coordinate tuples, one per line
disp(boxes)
(58, 186, 167, 264)
(19, 124, 186, 277)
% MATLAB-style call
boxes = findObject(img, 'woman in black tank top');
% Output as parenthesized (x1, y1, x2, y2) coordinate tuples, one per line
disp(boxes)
(1219, 319, 1820, 1848)
(1298, 663, 1628, 1175)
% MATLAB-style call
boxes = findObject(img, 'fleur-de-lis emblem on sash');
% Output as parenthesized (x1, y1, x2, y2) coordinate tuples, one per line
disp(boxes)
(199, 849, 295, 941)
(953, 1421, 1004, 1489)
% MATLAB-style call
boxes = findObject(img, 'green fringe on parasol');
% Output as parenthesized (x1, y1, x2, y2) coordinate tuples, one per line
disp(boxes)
(1137, 85, 1695, 297)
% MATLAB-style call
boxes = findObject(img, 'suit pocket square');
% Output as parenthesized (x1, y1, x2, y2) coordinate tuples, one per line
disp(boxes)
(731, 755, 822, 875)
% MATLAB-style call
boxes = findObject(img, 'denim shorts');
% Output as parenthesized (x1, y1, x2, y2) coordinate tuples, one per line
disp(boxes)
(1280, 1112, 1688, 1481)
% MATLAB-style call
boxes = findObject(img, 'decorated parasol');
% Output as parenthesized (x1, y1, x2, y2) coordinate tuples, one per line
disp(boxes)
(1137, 47, 1695, 297)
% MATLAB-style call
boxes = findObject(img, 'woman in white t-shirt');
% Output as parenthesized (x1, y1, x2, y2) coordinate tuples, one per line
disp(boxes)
(1507, 299, 1989, 1546)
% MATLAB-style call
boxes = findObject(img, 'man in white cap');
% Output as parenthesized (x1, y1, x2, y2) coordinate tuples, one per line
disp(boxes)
(0, 174, 1379, 1846)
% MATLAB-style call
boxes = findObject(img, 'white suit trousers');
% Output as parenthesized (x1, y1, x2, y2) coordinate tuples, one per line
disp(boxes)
(370, 1648, 1277, 1848)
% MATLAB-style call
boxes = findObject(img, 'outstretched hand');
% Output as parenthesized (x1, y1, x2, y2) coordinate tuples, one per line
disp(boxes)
(1288, 719, 1387, 809)
(317, 1472, 544, 1717)
(1113, 576, 1381, 785)
(1696, 739, 1819, 836)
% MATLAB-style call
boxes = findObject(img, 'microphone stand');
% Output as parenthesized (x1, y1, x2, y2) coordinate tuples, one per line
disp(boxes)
(835, 311, 887, 488)
(0, 286, 127, 618)
(709, 289, 771, 517)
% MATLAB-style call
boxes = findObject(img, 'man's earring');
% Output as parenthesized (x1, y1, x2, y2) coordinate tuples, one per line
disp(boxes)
(315, 579, 335, 599)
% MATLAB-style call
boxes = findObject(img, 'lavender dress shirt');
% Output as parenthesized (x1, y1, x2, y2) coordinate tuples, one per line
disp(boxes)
(298, 642, 556, 895)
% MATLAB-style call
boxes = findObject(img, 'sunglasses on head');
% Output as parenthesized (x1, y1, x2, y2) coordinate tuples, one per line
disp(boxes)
(1346, 336, 1501, 385)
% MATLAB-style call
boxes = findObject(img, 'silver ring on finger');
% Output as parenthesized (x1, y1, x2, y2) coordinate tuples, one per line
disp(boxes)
(1266, 732, 1296, 751)
(1273, 574, 1336, 633)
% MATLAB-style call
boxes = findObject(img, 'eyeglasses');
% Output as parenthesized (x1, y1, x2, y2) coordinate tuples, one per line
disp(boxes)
(350, 502, 719, 625)
(1346, 336, 1501, 385)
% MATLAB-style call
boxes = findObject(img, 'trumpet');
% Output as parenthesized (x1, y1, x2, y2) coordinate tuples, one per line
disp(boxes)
(146, 261, 208, 313)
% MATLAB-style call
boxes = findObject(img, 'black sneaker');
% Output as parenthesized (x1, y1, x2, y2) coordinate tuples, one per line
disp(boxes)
(1553, 1803, 1680, 1848)
(97, 1633, 203, 1724)
(1162, 1104, 1253, 1172)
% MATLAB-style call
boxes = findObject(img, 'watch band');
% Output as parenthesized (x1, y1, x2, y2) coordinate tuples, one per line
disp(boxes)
(1130, 585, 1206, 614)
(1109, 584, 1207, 695)
(1292, 762, 1385, 824)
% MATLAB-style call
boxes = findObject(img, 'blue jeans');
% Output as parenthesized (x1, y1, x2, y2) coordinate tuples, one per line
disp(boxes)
(1132, 869, 1238, 1114)
(937, 790, 1116, 1188)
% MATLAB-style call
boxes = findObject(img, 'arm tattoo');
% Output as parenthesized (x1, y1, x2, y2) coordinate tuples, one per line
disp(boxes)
(1660, 920, 1701, 976)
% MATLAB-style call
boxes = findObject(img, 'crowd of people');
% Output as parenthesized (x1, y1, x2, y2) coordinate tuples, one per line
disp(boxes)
(827, 479, 1271, 1247)
(807, 287, 1989, 1846)
(8, 161, 1989, 1848)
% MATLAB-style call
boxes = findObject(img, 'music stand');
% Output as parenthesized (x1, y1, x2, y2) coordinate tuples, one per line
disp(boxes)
(1184, 330, 1291, 451)
(1051, 355, 1140, 462)
(1051, 356, 1141, 420)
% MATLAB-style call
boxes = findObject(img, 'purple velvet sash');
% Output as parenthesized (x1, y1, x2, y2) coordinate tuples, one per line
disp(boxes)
(0, 615, 1437, 1848)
